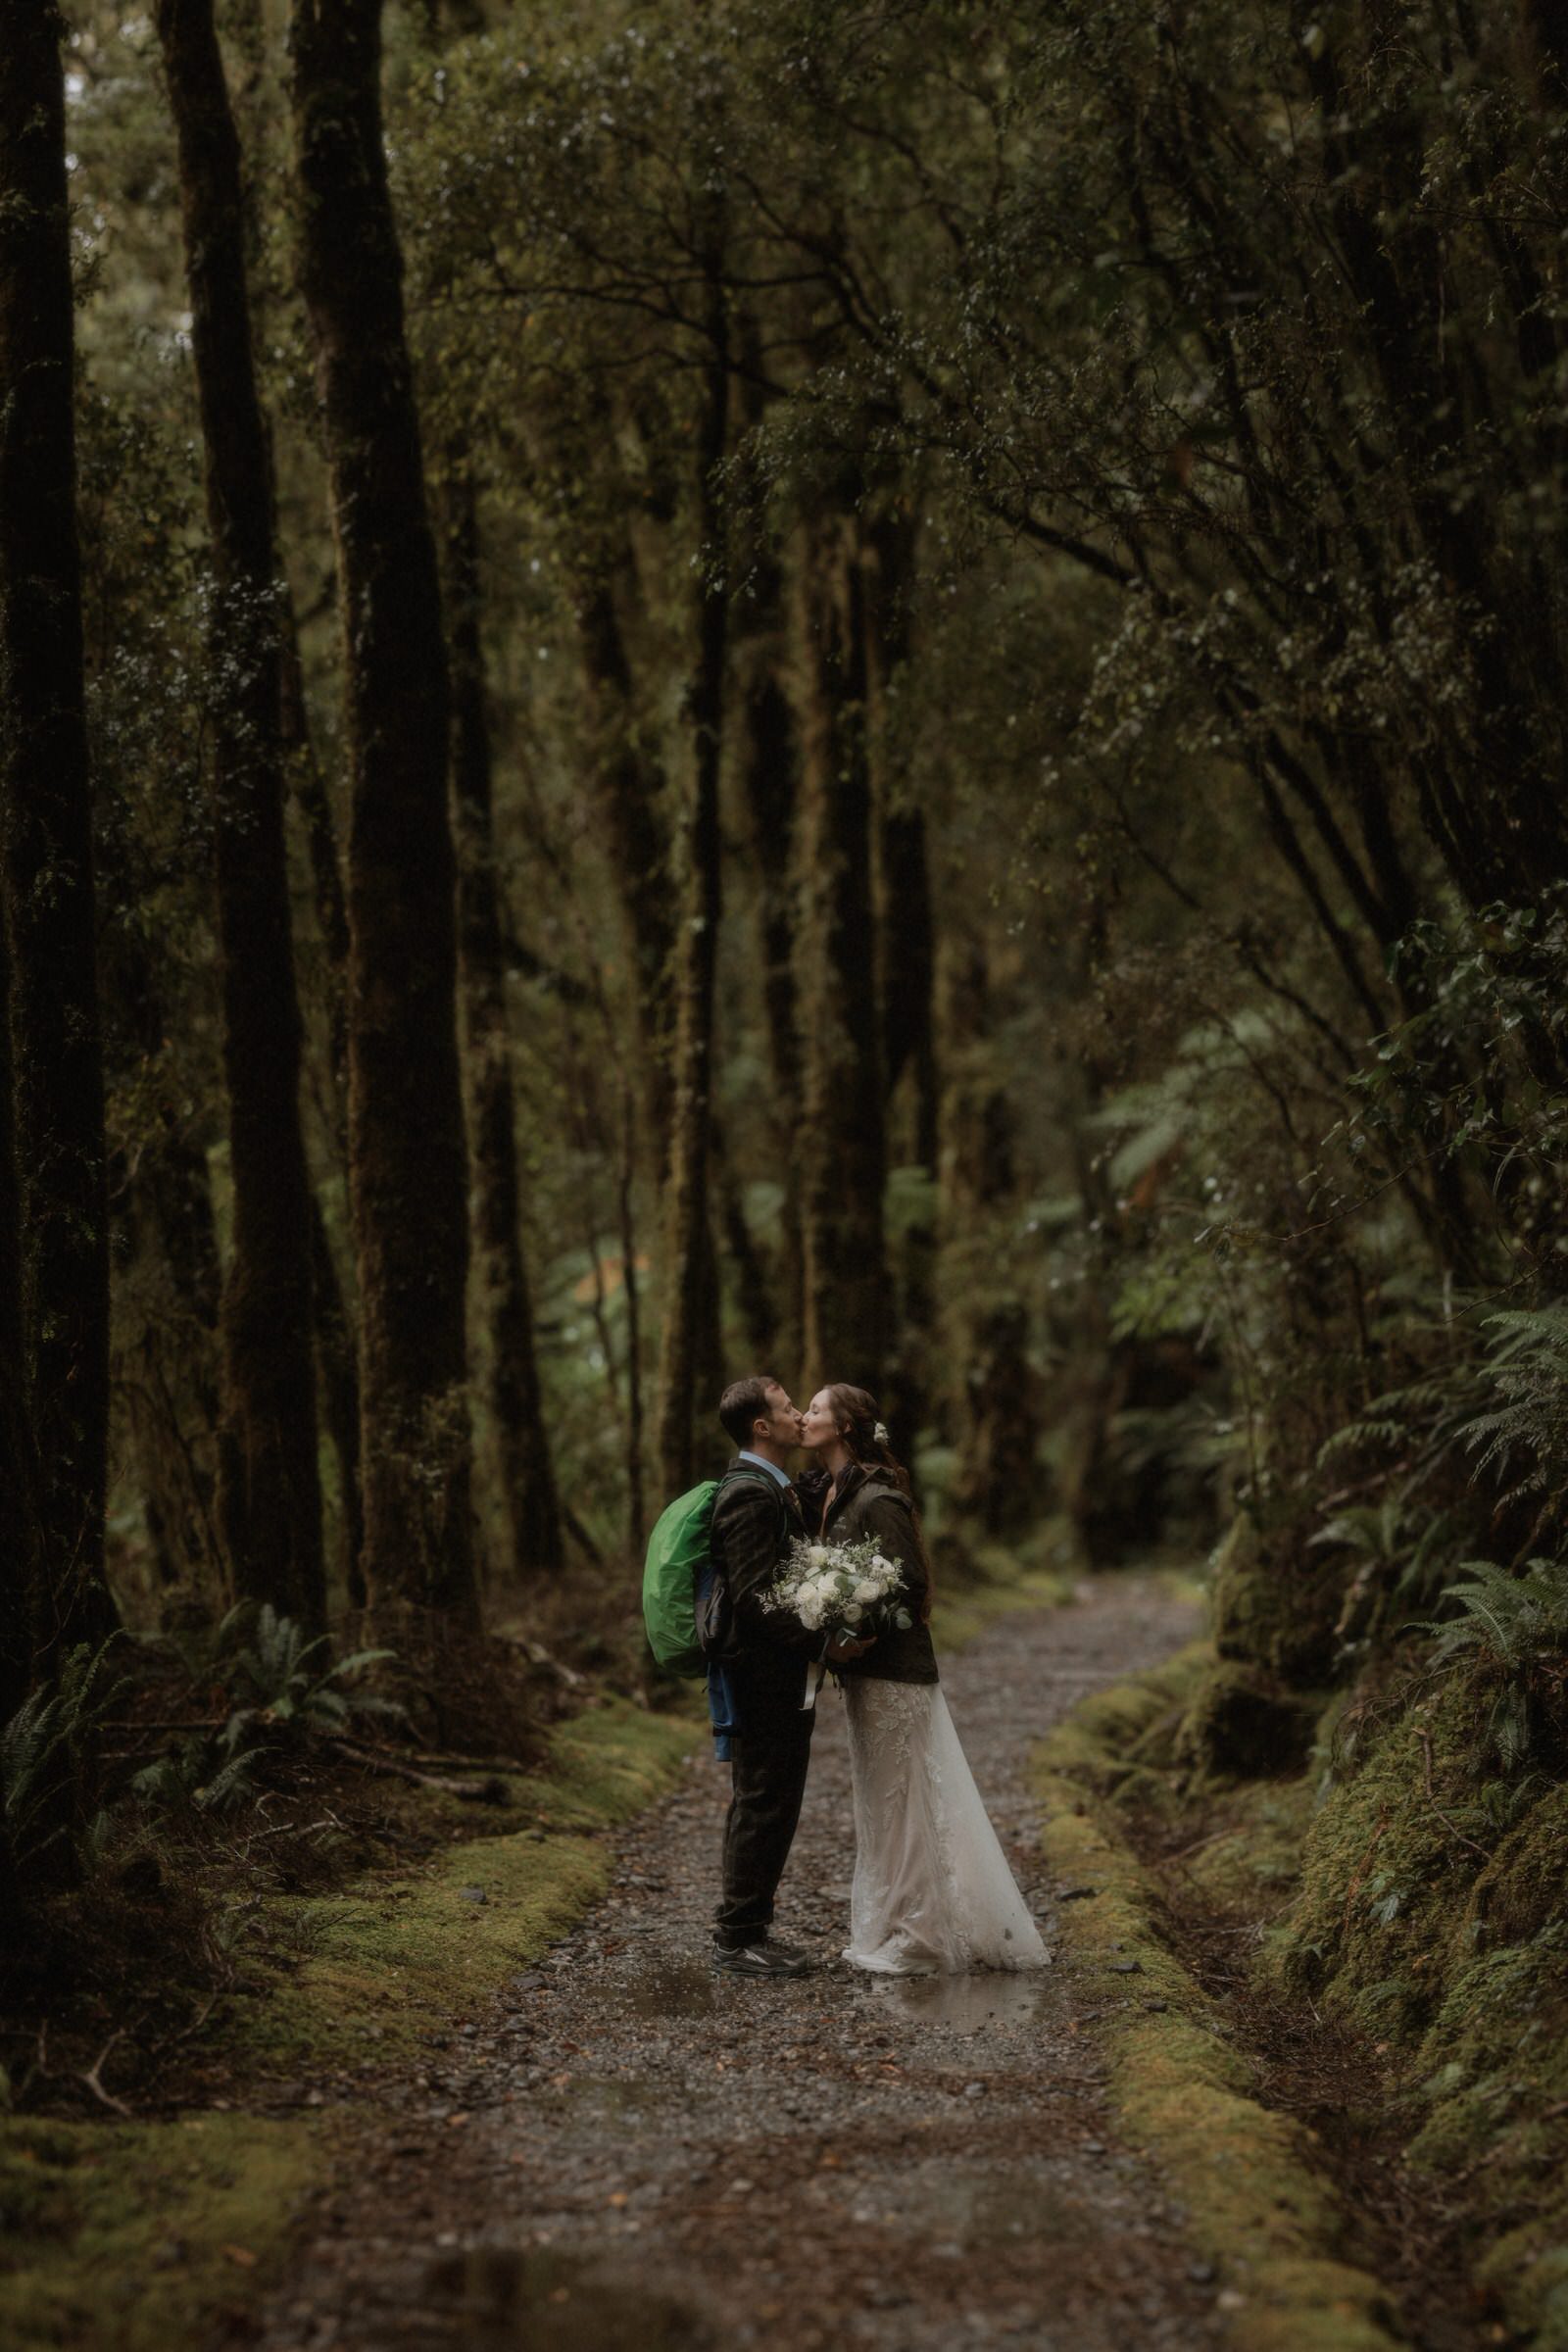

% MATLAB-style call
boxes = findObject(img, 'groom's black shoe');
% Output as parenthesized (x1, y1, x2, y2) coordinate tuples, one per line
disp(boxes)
(711, 1937, 812, 1980)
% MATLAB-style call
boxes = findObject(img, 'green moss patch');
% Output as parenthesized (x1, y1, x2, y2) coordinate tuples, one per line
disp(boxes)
(1181, 1779, 1316, 1912)
(225, 1697, 700, 2072)
(0, 1698, 701, 2352)
(1038, 1639, 1208, 1823)
(1270, 1690, 1568, 2345)
(0, 2111, 320, 2351)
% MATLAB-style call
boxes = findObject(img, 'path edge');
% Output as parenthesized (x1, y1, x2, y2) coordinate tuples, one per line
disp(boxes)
(0, 1698, 704, 2352)
(1033, 1651, 1406, 2352)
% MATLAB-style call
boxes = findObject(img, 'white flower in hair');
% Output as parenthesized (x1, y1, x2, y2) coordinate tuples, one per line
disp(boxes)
(873, 1421, 890, 1445)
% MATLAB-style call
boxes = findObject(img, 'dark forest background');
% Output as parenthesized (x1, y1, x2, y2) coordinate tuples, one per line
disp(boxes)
(4, 2, 1568, 2271)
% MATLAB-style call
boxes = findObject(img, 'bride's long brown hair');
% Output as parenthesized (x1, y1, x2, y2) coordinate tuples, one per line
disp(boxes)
(821, 1385, 934, 1618)
(820, 1384, 910, 1493)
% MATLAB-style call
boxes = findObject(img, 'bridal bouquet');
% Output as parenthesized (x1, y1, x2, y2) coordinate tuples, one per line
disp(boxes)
(762, 1536, 914, 1643)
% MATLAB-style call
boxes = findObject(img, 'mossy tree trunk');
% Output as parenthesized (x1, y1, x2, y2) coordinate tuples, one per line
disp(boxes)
(0, 0, 115, 1665)
(279, 619, 368, 1607)
(654, 275, 729, 1497)
(95, 888, 226, 1611)
(864, 512, 936, 1460)
(939, 935, 1043, 1537)
(795, 515, 888, 1397)
(738, 561, 804, 1364)
(0, 917, 38, 1726)
(158, 0, 325, 1631)
(576, 566, 676, 1150)
(291, 0, 477, 1628)
(443, 458, 564, 1580)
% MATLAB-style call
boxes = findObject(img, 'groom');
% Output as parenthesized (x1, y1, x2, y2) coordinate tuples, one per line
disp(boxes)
(709, 1374, 866, 1979)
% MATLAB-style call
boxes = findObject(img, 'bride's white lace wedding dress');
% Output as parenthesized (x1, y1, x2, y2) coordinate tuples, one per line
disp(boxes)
(842, 1678, 1047, 1975)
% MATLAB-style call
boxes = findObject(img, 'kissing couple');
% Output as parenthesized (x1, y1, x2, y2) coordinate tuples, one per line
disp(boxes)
(706, 1373, 1047, 1982)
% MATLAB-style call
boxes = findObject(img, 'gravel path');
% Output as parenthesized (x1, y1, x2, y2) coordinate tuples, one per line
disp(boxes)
(249, 1576, 1222, 2352)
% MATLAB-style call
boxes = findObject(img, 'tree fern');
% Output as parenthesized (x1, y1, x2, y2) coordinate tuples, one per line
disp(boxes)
(1456, 1305, 1568, 1522)
(1410, 1557, 1568, 1670)
(1, 1640, 128, 1873)
(220, 1604, 396, 1747)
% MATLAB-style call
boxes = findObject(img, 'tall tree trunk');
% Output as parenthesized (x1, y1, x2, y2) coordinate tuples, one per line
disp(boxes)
(738, 585, 804, 1362)
(654, 271, 729, 1496)
(116, 1118, 226, 1611)
(0, 0, 114, 1663)
(95, 826, 227, 1615)
(291, 0, 477, 1628)
(794, 516, 889, 1396)
(158, 0, 325, 1631)
(879, 802, 939, 1161)
(937, 935, 1043, 1540)
(615, 1076, 648, 1549)
(443, 459, 564, 1579)
(0, 916, 39, 1726)
(863, 514, 936, 1461)
(279, 611, 368, 1606)
(575, 565, 676, 1149)
(0, 923, 32, 1927)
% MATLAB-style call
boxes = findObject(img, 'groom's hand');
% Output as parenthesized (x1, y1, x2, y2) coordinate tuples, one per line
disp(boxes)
(826, 1633, 875, 1662)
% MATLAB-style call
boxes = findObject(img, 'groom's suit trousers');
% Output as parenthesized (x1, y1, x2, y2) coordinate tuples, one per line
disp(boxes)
(713, 1676, 815, 1950)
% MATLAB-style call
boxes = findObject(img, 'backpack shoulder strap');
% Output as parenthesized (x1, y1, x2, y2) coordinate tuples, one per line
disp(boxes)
(712, 1465, 791, 1545)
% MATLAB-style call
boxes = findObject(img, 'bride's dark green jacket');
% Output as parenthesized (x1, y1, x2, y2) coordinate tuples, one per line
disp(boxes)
(802, 1460, 940, 1686)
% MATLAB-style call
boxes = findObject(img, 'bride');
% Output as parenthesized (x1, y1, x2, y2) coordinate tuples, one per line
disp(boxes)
(799, 1384, 1047, 1977)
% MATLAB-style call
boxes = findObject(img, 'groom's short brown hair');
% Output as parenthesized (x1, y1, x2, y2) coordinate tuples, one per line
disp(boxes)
(718, 1375, 780, 1449)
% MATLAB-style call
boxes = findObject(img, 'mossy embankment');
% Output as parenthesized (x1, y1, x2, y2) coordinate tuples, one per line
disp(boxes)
(1036, 1649, 1405, 2352)
(0, 1698, 700, 2352)
(1036, 1523, 1568, 2350)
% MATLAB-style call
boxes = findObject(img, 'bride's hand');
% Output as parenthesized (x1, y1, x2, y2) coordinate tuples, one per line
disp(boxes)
(826, 1633, 876, 1662)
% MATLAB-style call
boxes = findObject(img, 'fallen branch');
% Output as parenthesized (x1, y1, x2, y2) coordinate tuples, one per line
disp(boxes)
(560, 1506, 605, 1572)
(1164, 1822, 1241, 1867)
(102, 1718, 225, 1735)
(323, 1738, 511, 1801)
(79, 2028, 134, 2119)
(145, 1994, 220, 2064)
(490, 1634, 586, 1690)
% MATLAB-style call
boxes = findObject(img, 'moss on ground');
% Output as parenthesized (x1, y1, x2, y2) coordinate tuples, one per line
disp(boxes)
(1209, 1512, 1341, 1685)
(1265, 1682, 1568, 2346)
(1181, 1779, 1315, 1912)
(1036, 1651, 1404, 2352)
(1042, 1600, 1568, 2350)
(1038, 1640, 1208, 1823)
(0, 1698, 701, 2352)
(0, 2111, 320, 2352)
(225, 1697, 699, 2073)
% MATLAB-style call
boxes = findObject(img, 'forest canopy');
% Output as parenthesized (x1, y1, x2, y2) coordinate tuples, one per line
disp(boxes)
(3, 0, 1567, 1943)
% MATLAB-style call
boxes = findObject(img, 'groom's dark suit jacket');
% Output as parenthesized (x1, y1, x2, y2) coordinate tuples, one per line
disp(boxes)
(709, 1457, 825, 1708)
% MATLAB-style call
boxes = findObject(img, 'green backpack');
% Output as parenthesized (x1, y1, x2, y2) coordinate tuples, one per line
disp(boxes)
(641, 1469, 780, 1677)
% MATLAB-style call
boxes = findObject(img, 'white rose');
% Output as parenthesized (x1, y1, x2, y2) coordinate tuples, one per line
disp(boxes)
(853, 1580, 880, 1603)
(808, 1544, 830, 1565)
(842, 1603, 863, 1624)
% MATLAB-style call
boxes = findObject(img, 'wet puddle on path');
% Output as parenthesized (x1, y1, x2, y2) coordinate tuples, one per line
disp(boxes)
(618, 1939, 1058, 2032)
(417, 2248, 710, 2350)
(874, 1968, 1057, 2034)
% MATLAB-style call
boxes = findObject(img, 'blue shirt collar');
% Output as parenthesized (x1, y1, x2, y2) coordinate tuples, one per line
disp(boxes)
(737, 1447, 792, 1489)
